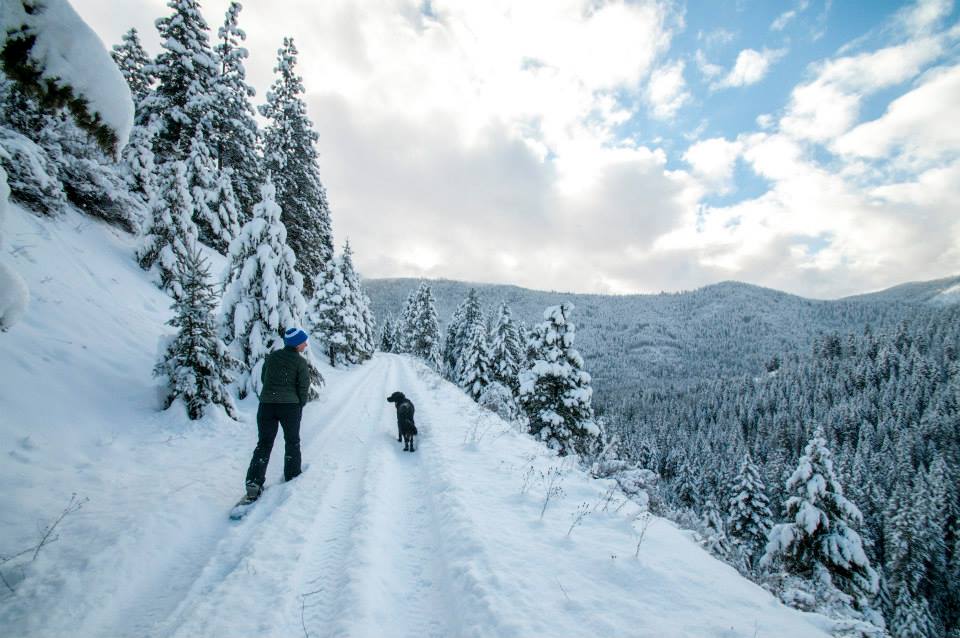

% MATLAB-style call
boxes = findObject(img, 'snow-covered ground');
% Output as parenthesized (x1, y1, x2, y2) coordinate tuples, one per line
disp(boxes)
(0, 205, 833, 637)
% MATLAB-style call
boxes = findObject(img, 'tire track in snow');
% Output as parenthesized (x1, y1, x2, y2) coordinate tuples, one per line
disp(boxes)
(391, 357, 519, 638)
(314, 354, 459, 638)
(286, 355, 403, 638)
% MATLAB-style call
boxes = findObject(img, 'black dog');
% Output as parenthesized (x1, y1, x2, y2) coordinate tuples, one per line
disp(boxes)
(387, 391, 417, 452)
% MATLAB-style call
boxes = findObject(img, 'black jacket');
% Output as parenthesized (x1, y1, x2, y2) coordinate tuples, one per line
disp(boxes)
(260, 346, 309, 406)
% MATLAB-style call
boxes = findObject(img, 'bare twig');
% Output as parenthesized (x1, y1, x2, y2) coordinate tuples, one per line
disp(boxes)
(539, 467, 565, 520)
(634, 512, 654, 559)
(555, 576, 571, 601)
(566, 502, 591, 538)
(0, 570, 15, 594)
(33, 494, 88, 561)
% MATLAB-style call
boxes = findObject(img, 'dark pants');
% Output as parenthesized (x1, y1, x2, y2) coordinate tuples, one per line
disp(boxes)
(245, 402, 302, 488)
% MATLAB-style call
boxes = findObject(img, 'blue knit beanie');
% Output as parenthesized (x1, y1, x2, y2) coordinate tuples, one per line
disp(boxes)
(283, 327, 308, 347)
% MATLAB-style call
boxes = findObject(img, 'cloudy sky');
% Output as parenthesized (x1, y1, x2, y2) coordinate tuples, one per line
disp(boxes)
(74, 0, 960, 298)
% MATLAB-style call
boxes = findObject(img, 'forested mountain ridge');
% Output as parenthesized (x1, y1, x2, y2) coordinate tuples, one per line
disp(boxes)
(364, 276, 959, 409)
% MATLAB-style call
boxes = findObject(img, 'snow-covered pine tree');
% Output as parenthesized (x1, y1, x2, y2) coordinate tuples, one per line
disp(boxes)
(405, 282, 442, 368)
(518, 303, 599, 457)
(260, 37, 332, 295)
(110, 28, 153, 110)
(379, 316, 396, 352)
(442, 289, 488, 382)
(393, 289, 417, 354)
(762, 426, 879, 612)
(489, 301, 523, 393)
(442, 301, 465, 379)
(136, 160, 198, 298)
(339, 241, 376, 363)
(456, 318, 492, 400)
(141, 0, 218, 163)
(185, 125, 234, 253)
(728, 452, 773, 570)
(700, 499, 734, 561)
(221, 179, 322, 399)
(212, 1, 262, 219)
(885, 475, 939, 638)
(155, 239, 237, 420)
(307, 256, 350, 366)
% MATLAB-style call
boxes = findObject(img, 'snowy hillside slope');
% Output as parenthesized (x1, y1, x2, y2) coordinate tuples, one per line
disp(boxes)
(841, 274, 960, 305)
(0, 204, 834, 637)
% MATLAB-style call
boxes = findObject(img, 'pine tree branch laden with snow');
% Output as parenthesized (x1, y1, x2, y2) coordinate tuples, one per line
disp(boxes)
(1, 0, 134, 155)
(136, 160, 199, 298)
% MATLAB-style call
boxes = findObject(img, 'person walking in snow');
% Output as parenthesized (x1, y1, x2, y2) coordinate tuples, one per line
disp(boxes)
(243, 328, 310, 501)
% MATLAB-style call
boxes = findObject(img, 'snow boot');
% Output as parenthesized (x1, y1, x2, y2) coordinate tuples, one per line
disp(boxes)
(245, 480, 263, 502)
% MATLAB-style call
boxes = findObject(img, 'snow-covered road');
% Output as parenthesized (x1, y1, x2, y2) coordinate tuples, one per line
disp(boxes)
(3, 351, 837, 638)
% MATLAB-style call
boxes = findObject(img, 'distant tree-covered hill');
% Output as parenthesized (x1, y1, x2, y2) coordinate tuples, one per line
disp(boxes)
(363, 277, 956, 410)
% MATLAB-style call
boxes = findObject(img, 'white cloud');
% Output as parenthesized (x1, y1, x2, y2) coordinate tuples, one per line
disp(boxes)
(657, 131, 955, 296)
(713, 48, 786, 89)
(896, 0, 953, 36)
(683, 137, 742, 194)
(771, 1, 810, 31)
(647, 60, 690, 120)
(695, 49, 724, 79)
(833, 64, 960, 162)
(779, 37, 944, 142)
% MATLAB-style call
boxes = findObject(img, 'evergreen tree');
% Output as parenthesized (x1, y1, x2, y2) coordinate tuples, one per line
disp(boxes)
(443, 289, 485, 380)
(442, 300, 466, 378)
(110, 28, 153, 110)
(260, 37, 332, 295)
(136, 160, 199, 298)
(307, 256, 351, 366)
(701, 499, 734, 560)
(221, 180, 322, 399)
(728, 452, 774, 570)
(339, 242, 376, 363)
(892, 585, 936, 638)
(141, 0, 218, 163)
(379, 316, 396, 352)
(518, 303, 599, 457)
(212, 1, 262, 218)
(489, 301, 523, 393)
(762, 426, 879, 611)
(401, 282, 442, 367)
(155, 240, 237, 420)
(393, 289, 417, 354)
(456, 319, 492, 400)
